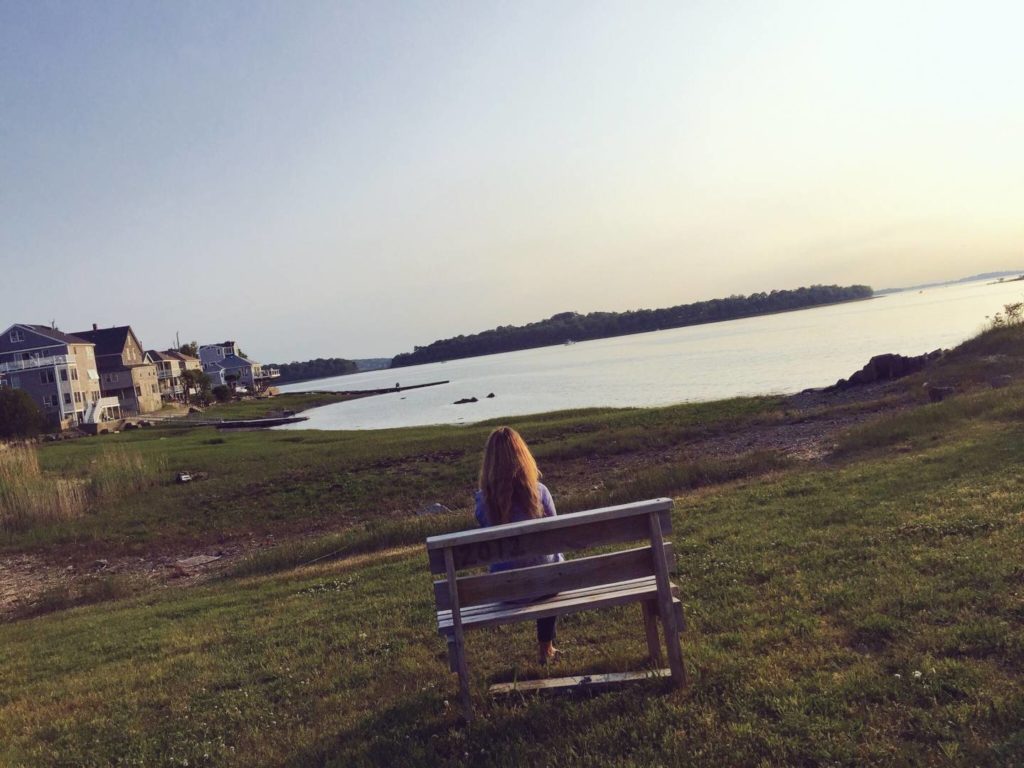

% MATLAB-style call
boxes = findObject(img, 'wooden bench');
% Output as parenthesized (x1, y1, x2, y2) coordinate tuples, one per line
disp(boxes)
(425, 497, 687, 720)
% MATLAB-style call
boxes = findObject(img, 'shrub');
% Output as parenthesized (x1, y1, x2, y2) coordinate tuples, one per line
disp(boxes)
(212, 385, 231, 403)
(0, 388, 44, 440)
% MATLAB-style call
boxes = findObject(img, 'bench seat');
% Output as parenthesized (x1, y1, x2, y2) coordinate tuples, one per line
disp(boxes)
(436, 576, 686, 634)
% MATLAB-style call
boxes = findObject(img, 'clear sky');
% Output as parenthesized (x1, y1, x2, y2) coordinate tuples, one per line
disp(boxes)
(2, 1, 1022, 361)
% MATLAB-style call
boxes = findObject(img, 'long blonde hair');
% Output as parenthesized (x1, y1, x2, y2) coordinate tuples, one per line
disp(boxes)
(479, 427, 542, 525)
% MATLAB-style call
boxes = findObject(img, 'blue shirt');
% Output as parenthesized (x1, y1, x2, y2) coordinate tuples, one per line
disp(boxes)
(474, 482, 564, 572)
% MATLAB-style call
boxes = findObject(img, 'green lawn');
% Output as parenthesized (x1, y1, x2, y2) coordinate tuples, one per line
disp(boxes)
(2, 379, 1022, 766)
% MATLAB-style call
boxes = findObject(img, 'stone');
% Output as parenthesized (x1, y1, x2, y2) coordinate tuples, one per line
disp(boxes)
(928, 385, 956, 403)
(417, 503, 452, 517)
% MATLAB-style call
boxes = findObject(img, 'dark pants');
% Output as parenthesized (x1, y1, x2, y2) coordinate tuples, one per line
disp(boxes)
(537, 616, 557, 643)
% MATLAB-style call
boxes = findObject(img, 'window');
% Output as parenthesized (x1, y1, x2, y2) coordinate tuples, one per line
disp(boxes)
(10, 375, 19, 387)
(43, 394, 57, 408)
(63, 392, 72, 405)
(39, 369, 55, 384)
(151, 384, 157, 394)
(135, 386, 141, 397)
(71, 368, 79, 381)
(9, 329, 24, 343)
(74, 391, 82, 403)
(60, 369, 68, 381)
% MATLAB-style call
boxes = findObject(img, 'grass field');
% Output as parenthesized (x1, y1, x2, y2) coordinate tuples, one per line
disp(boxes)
(1, 327, 1022, 766)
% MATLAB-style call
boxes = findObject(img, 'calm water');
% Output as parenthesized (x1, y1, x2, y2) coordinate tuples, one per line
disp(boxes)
(278, 280, 1022, 431)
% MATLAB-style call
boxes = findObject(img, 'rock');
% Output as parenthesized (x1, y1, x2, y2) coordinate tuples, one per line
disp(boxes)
(93, 559, 109, 569)
(175, 555, 221, 569)
(928, 385, 956, 403)
(453, 397, 478, 405)
(417, 503, 452, 516)
(486, 393, 495, 398)
(990, 374, 1013, 389)
(827, 350, 945, 391)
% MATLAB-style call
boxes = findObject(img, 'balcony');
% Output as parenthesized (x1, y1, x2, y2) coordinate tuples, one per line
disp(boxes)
(0, 354, 71, 373)
(256, 367, 281, 380)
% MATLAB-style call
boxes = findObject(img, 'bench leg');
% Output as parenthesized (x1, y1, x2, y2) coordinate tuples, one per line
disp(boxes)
(641, 600, 663, 666)
(452, 638, 472, 722)
(446, 638, 458, 672)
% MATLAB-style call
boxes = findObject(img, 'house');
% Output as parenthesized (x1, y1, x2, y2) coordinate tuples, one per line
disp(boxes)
(145, 349, 202, 401)
(0, 324, 120, 429)
(71, 325, 162, 415)
(198, 340, 279, 391)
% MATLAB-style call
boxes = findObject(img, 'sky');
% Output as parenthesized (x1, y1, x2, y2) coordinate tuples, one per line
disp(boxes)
(2, 1, 1022, 361)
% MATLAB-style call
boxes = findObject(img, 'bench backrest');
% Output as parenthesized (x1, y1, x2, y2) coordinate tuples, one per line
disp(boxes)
(426, 498, 674, 611)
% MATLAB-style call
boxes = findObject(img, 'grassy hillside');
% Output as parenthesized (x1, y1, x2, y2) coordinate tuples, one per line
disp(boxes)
(1, 326, 1022, 766)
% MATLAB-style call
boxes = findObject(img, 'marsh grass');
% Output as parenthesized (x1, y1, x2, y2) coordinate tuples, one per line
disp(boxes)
(87, 445, 167, 501)
(0, 447, 88, 532)
(0, 444, 166, 533)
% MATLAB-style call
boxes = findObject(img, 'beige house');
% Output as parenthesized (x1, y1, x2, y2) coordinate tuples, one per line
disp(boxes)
(0, 324, 113, 429)
(146, 349, 202, 401)
(71, 325, 162, 415)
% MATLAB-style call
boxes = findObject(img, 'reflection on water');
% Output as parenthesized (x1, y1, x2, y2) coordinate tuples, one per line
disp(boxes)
(278, 280, 1021, 431)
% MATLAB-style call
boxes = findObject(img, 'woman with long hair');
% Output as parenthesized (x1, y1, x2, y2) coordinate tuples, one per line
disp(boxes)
(474, 426, 563, 664)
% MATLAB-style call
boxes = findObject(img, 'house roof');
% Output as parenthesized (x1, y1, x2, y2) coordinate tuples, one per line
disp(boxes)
(147, 349, 200, 363)
(220, 354, 256, 367)
(72, 326, 134, 357)
(165, 350, 199, 362)
(21, 324, 92, 346)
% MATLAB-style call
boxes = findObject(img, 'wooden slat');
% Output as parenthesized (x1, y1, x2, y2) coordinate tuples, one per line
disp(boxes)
(427, 507, 673, 574)
(443, 576, 658, 621)
(437, 580, 683, 633)
(489, 669, 671, 695)
(425, 498, 673, 573)
(433, 544, 674, 611)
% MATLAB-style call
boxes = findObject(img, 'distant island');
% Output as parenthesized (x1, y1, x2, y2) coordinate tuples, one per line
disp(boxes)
(391, 284, 873, 368)
(877, 270, 1024, 295)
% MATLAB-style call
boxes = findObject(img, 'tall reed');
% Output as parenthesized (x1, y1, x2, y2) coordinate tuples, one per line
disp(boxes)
(0, 444, 166, 533)
(0, 446, 89, 532)
(88, 445, 167, 501)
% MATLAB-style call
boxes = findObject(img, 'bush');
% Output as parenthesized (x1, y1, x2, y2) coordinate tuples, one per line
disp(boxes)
(212, 385, 231, 403)
(0, 388, 44, 440)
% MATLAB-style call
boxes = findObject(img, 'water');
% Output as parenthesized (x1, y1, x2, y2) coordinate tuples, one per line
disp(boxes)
(278, 279, 1022, 431)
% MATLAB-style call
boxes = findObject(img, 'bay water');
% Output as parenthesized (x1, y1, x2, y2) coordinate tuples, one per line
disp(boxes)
(278, 279, 1021, 431)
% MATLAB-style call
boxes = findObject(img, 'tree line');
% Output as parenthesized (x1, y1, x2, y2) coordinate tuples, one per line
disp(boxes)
(268, 358, 359, 384)
(391, 284, 873, 368)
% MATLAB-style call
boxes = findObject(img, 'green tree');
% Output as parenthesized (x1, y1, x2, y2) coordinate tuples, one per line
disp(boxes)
(212, 385, 231, 403)
(180, 370, 212, 406)
(0, 388, 44, 439)
(178, 341, 198, 357)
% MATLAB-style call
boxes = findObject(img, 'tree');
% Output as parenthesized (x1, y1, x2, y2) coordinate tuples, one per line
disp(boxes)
(212, 385, 231, 403)
(178, 341, 198, 357)
(0, 388, 44, 440)
(180, 369, 212, 406)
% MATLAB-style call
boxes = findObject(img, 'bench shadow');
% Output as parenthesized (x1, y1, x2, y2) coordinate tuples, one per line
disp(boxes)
(282, 667, 677, 767)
